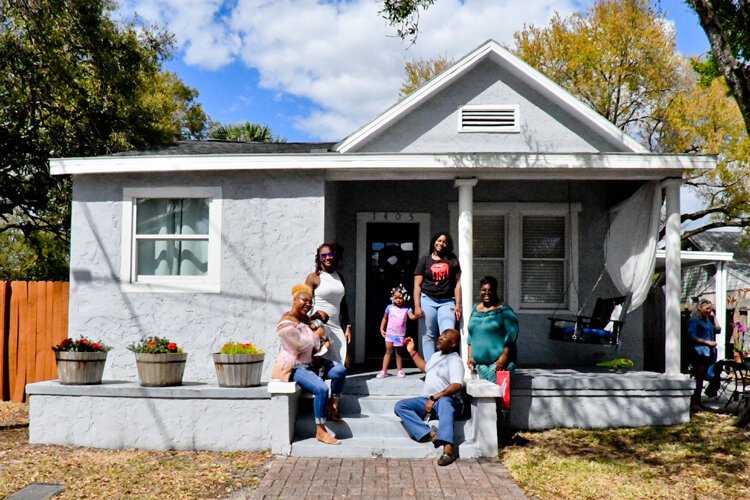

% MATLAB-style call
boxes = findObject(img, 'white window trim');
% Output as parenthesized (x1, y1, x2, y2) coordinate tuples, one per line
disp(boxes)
(450, 202, 580, 314)
(120, 186, 222, 293)
(457, 104, 520, 133)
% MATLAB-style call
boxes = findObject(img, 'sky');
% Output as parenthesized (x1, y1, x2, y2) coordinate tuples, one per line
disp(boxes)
(116, 0, 711, 143)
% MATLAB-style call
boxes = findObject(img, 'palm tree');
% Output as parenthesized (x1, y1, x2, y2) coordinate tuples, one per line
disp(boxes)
(208, 121, 285, 142)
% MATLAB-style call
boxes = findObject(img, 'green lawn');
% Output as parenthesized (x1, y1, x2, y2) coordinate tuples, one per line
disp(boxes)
(501, 412, 750, 499)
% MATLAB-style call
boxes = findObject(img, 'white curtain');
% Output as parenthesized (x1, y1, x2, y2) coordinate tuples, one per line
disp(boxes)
(604, 181, 662, 312)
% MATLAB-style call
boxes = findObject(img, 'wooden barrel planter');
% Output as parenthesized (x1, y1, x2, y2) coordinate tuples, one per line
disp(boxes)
(55, 351, 107, 385)
(213, 353, 264, 387)
(135, 352, 188, 387)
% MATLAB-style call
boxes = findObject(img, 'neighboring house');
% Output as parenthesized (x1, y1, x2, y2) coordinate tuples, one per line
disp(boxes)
(681, 232, 750, 357)
(683, 232, 750, 311)
(47, 40, 712, 382)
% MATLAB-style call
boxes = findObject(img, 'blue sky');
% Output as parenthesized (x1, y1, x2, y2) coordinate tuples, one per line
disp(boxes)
(119, 1, 710, 143)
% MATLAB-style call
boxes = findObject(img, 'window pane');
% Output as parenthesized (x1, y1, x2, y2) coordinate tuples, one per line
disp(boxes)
(521, 261, 564, 304)
(474, 215, 505, 258)
(523, 216, 565, 258)
(136, 199, 209, 235)
(473, 259, 504, 303)
(136, 239, 208, 276)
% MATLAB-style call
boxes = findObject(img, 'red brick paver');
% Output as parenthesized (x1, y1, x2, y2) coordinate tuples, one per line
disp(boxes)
(236, 456, 527, 499)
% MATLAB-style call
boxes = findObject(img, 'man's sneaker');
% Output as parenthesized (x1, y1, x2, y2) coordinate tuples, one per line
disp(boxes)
(376, 370, 389, 378)
(397, 370, 406, 378)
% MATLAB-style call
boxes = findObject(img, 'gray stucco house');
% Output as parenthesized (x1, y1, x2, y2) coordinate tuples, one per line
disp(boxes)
(29, 40, 713, 455)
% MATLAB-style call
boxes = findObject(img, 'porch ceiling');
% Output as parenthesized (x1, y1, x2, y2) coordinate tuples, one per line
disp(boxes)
(50, 152, 715, 180)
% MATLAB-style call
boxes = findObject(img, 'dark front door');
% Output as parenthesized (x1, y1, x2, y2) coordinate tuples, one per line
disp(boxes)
(365, 223, 420, 359)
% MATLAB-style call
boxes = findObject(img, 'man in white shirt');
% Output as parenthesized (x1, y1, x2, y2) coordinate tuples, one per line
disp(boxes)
(395, 329, 464, 466)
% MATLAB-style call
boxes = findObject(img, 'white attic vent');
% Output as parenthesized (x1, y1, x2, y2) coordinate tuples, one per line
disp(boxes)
(459, 105, 520, 133)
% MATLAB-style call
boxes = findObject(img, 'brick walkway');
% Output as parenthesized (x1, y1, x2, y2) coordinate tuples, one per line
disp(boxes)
(240, 456, 528, 499)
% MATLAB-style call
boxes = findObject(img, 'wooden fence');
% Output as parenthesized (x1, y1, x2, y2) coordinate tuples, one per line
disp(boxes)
(1, 281, 69, 402)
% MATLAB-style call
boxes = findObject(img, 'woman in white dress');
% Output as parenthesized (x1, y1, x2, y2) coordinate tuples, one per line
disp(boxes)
(306, 243, 352, 368)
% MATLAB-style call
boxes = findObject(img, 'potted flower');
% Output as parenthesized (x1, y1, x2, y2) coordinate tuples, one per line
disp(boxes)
(128, 336, 187, 387)
(52, 337, 111, 385)
(213, 342, 265, 388)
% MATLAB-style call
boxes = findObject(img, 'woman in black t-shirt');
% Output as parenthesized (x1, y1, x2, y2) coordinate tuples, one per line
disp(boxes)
(413, 232, 462, 361)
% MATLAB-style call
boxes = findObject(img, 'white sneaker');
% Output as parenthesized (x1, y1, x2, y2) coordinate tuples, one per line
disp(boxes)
(397, 370, 406, 378)
(376, 370, 389, 378)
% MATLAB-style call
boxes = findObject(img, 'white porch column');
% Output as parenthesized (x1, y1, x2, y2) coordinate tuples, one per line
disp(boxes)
(664, 179, 682, 375)
(715, 261, 727, 358)
(455, 178, 478, 374)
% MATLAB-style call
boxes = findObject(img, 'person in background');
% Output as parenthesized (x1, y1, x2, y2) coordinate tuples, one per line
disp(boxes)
(413, 232, 462, 361)
(688, 298, 720, 412)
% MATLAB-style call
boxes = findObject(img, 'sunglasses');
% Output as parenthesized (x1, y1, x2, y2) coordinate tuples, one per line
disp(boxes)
(320, 252, 335, 259)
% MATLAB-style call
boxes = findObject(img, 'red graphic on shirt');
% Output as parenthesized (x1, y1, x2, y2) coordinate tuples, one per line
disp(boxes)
(430, 262, 450, 281)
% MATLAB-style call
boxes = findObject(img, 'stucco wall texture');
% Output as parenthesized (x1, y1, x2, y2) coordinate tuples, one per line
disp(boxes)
(68, 171, 325, 383)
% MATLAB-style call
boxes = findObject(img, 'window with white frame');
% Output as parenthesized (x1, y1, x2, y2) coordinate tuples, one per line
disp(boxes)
(452, 203, 579, 312)
(120, 187, 222, 293)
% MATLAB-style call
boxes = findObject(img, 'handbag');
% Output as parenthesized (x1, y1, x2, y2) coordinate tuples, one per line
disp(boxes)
(496, 370, 511, 410)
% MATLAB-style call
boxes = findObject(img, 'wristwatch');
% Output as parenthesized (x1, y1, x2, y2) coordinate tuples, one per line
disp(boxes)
(429, 395, 437, 402)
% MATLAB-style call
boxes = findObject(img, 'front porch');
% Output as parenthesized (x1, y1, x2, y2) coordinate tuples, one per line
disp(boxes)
(27, 367, 692, 456)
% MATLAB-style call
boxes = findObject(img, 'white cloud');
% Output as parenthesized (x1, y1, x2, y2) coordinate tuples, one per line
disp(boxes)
(117, 0, 583, 140)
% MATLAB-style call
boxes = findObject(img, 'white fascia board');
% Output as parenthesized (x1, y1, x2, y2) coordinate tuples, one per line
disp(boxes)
(656, 250, 734, 263)
(335, 39, 648, 154)
(49, 152, 716, 176)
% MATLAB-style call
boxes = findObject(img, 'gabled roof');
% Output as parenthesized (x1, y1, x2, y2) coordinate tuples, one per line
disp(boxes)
(334, 39, 648, 154)
(688, 232, 750, 261)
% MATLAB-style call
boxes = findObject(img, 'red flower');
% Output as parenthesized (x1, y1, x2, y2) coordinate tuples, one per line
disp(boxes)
(80, 338, 89, 344)
(148, 341, 157, 346)
(91, 343, 102, 350)
(167, 343, 177, 351)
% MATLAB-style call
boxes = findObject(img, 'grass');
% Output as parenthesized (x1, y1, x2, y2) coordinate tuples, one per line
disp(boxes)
(0, 402, 272, 499)
(501, 411, 750, 499)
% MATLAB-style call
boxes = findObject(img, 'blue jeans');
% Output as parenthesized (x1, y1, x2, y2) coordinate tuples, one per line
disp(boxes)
(394, 396, 461, 446)
(292, 359, 347, 424)
(420, 294, 456, 361)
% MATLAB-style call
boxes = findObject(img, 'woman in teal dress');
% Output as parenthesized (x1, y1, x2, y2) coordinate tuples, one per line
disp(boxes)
(467, 276, 519, 382)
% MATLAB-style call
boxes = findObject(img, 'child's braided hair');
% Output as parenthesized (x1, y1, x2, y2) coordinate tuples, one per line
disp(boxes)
(390, 284, 410, 303)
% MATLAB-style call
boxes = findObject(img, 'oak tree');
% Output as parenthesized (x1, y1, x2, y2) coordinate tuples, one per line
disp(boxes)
(0, 0, 208, 279)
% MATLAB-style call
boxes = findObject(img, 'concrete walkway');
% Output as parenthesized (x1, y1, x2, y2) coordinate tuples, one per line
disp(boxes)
(240, 456, 528, 499)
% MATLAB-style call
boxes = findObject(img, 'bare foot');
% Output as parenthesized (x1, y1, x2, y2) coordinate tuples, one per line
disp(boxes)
(316, 427, 340, 445)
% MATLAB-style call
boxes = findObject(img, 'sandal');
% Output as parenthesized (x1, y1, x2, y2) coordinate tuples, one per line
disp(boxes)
(437, 453, 457, 466)
(316, 432, 341, 445)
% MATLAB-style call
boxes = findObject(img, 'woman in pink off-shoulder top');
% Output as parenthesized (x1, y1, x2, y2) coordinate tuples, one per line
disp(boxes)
(271, 284, 346, 445)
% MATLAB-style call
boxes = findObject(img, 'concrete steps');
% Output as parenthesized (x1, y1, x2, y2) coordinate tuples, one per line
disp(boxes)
(291, 371, 478, 458)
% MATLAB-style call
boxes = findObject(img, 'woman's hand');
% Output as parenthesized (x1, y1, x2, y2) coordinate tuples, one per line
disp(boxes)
(495, 353, 509, 371)
(467, 358, 475, 372)
(455, 306, 462, 322)
(345, 325, 352, 344)
(380, 329, 387, 338)
(414, 306, 424, 319)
